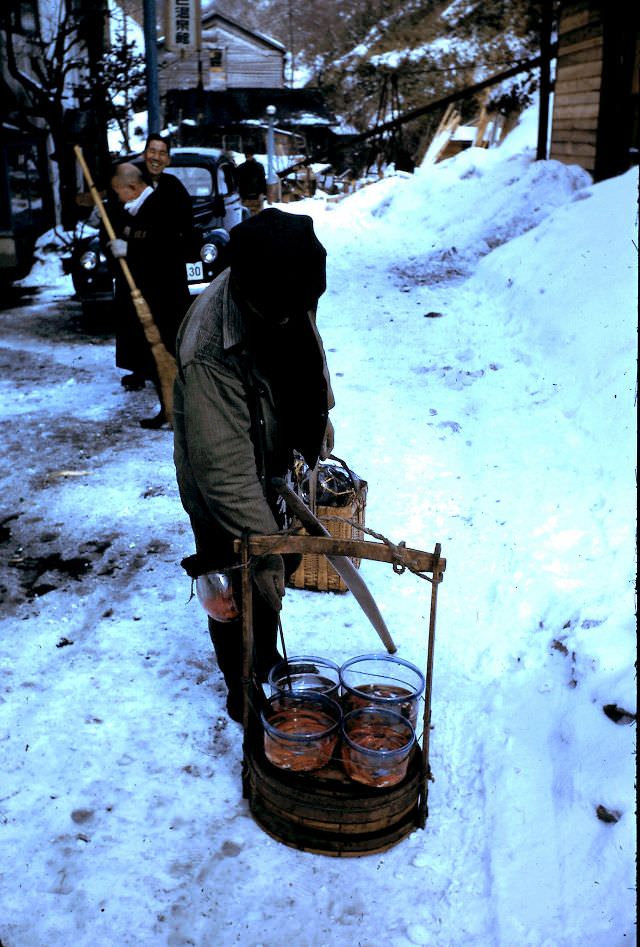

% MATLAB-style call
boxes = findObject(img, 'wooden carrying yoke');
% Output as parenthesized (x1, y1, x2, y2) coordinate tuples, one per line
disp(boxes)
(73, 145, 178, 425)
(234, 532, 446, 855)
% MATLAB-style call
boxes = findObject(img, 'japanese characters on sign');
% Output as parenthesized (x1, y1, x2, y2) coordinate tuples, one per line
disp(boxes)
(165, 0, 201, 52)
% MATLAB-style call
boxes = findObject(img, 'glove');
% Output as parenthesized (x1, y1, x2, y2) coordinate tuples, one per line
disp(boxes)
(109, 238, 128, 259)
(320, 417, 335, 461)
(252, 554, 285, 612)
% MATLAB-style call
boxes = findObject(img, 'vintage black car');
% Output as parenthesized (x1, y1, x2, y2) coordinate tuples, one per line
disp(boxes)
(65, 147, 246, 316)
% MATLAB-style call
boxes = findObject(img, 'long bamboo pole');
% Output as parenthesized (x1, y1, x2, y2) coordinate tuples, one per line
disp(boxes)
(73, 145, 177, 426)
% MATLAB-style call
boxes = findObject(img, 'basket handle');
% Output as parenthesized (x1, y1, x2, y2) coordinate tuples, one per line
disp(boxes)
(307, 453, 358, 514)
(326, 453, 359, 491)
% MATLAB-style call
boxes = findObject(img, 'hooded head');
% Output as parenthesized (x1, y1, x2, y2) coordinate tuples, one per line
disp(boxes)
(229, 208, 326, 324)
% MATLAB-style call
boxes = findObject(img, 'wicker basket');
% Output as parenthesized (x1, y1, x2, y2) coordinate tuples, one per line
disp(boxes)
(288, 459, 367, 593)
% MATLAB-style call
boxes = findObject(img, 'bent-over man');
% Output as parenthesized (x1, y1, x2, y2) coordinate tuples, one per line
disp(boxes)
(173, 208, 335, 720)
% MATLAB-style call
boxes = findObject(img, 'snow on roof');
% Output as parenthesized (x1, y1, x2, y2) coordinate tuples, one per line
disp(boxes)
(201, 10, 285, 52)
(289, 113, 333, 126)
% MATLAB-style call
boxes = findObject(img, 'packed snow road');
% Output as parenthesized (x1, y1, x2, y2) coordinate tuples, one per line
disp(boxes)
(0, 131, 636, 947)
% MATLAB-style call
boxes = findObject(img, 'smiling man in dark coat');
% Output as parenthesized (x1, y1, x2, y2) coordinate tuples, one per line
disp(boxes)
(173, 208, 334, 720)
(139, 134, 194, 237)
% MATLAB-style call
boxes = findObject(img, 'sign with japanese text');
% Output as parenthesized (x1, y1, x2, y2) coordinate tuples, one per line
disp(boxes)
(164, 0, 201, 51)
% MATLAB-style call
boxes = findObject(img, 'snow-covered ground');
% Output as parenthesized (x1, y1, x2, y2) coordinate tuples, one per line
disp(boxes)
(0, 107, 636, 946)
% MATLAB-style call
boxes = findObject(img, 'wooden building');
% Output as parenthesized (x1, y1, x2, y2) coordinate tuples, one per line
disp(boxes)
(158, 11, 285, 98)
(157, 9, 341, 160)
(549, 1, 639, 181)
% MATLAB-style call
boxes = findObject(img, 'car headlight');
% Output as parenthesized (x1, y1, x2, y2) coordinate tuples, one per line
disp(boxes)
(80, 250, 98, 270)
(200, 243, 218, 265)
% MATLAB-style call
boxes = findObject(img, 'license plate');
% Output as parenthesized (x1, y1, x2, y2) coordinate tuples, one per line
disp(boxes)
(186, 261, 203, 281)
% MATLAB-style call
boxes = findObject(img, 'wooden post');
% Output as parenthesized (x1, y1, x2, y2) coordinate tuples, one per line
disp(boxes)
(474, 106, 490, 148)
(417, 543, 441, 828)
(240, 534, 254, 737)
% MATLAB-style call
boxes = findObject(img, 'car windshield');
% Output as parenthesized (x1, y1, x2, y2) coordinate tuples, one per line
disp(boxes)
(165, 165, 213, 197)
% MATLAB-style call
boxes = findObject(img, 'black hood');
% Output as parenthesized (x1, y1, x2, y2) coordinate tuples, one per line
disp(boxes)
(229, 208, 326, 319)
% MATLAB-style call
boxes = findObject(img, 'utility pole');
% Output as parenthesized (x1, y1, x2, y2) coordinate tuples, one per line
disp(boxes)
(143, 0, 161, 134)
(77, 0, 111, 183)
(288, 0, 295, 86)
(536, 0, 555, 161)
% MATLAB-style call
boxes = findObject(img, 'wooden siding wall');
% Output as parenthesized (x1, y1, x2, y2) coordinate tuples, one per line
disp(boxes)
(549, 1, 604, 174)
(159, 23, 284, 96)
(159, 50, 201, 97)
(210, 26, 283, 90)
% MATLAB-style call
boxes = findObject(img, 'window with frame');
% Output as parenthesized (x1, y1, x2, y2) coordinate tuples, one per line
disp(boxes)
(8, 0, 40, 34)
(164, 165, 213, 198)
(8, 143, 44, 219)
(209, 48, 224, 72)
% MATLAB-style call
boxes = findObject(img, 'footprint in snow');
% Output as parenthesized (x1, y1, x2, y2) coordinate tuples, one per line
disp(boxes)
(443, 368, 485, 390)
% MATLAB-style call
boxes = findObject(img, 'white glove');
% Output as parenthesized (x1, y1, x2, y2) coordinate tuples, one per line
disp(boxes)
(109, 238, 128, 259)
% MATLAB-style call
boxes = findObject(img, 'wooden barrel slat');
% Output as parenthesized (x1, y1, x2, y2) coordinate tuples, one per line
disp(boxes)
(250, 743, 422, 801)
(248, 767, 420, 827)
(250, 796, 420, 857)
(247, 754, 421, 826)
(252, 780, 419, 828)
(251, 780, 419, 833)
